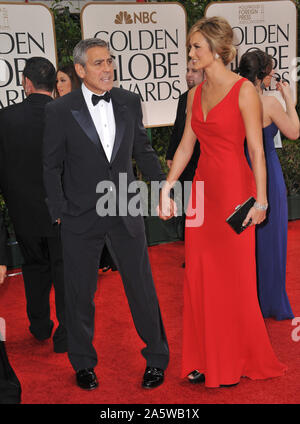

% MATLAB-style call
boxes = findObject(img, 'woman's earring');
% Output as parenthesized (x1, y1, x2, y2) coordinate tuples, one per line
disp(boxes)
(215, 53, 220, 60)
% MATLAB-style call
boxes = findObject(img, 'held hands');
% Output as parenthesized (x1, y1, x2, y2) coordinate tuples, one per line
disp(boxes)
(0, 265, 7, 285)
(158, 184, 177, 220)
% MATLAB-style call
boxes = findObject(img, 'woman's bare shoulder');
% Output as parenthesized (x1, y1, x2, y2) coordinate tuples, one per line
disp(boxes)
(239, 80, 260, 107)
(239, 79, 256, 94)
(187, 84, 200, 104)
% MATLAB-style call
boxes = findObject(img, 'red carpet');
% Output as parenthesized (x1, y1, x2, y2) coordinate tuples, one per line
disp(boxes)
(0, 221, 300, 404)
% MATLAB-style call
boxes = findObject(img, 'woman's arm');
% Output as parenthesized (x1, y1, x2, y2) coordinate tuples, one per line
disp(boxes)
(0, 266, 6, 285)
(267, 82, 299, 140)
(239, 81, 267, 226)
(165, 88, 197, 186)
(159, 88, 197, 219)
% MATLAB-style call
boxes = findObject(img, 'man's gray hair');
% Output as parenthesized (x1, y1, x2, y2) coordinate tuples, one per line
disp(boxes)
(73, 38, 109, 66)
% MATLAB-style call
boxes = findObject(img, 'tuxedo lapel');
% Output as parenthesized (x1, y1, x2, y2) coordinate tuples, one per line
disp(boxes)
(70, 88, 127, 163)
(110, 89, 127, 164)
(70, 90, 105, 156)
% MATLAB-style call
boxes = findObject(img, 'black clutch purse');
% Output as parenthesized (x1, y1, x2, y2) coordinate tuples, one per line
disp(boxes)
(226, 197, 256, 234)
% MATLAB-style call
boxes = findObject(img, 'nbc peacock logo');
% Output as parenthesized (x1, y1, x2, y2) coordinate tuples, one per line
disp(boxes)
(115, 11, 133, 25)
(114, 10, 157, 25)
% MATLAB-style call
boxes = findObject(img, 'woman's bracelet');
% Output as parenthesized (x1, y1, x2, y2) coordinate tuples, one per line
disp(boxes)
(254, 201, 268, 211)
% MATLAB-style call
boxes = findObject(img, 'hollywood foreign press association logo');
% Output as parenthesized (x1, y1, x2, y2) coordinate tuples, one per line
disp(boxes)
(238, 4, 264, 25)
(0, 7, 10, 84)
(0, 7, 10, 31)
(114, 10, 157, 25)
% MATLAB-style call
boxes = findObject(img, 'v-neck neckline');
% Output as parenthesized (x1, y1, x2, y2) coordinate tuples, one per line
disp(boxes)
(200, 78, 243, 123)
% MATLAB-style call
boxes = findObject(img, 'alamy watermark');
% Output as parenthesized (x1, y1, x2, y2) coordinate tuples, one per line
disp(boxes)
(0, 317, 6, 341)
(95, 174, 204, 228)
(291, 317, 300, 342)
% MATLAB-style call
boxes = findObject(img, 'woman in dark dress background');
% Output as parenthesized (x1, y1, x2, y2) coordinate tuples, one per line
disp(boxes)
(239, 50, 299, 320)
(55, 63, 81, 98)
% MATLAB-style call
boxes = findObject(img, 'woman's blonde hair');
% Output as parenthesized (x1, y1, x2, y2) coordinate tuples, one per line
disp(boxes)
(187, 16, 236, 66)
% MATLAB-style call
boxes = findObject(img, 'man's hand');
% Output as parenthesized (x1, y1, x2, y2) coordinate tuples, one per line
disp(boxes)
(0, 265, 7, 285)
(166, 160, 173, 169)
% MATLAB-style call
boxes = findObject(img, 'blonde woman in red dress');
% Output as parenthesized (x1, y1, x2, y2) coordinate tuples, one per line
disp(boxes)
(159, 16, 287, 388)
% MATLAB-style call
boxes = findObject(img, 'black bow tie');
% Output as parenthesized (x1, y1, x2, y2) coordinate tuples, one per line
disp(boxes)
(91, 91, 111, 106)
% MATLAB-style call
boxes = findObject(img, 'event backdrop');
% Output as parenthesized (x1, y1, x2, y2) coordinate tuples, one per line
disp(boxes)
(206, 0, 298, 104)
(0, 2, 57, 109)
(0, 0, 298, 127)
(81, 2, 188, 127)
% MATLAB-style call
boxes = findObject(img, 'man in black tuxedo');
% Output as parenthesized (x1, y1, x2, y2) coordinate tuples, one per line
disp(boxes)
(0, 208, 22, 404)
(0, 57, 66, 353)
(43, 39, 170, 391)
(166, 60, 203, 246)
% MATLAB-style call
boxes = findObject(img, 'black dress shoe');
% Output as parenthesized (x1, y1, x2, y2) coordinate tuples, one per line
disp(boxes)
(76, 368, 98, 390)
(142, 367, 164, 389)
(188, 370, 205, 384)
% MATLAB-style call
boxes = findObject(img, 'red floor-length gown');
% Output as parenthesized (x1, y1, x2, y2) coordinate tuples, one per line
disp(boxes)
(182, 78, 287, 388)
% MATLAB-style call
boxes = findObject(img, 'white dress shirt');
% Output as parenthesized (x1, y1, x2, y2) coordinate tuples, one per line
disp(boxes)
(81, 83, 116, 162)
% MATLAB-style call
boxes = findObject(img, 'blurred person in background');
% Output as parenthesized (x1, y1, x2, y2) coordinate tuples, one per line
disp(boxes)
(55, 63, 80, 98)
(0, 57, 67, 353)
(239, 49, 299, 320)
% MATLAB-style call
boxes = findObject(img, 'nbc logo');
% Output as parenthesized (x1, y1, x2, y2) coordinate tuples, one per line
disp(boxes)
(114, 10, 157, 25)
(115, 11, 133, 25)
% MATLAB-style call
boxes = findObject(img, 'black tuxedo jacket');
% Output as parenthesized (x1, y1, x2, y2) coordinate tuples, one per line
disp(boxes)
(166, 90, 200, 181)
(43, 87, 165, 235)
(0, 94, 57, 237)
